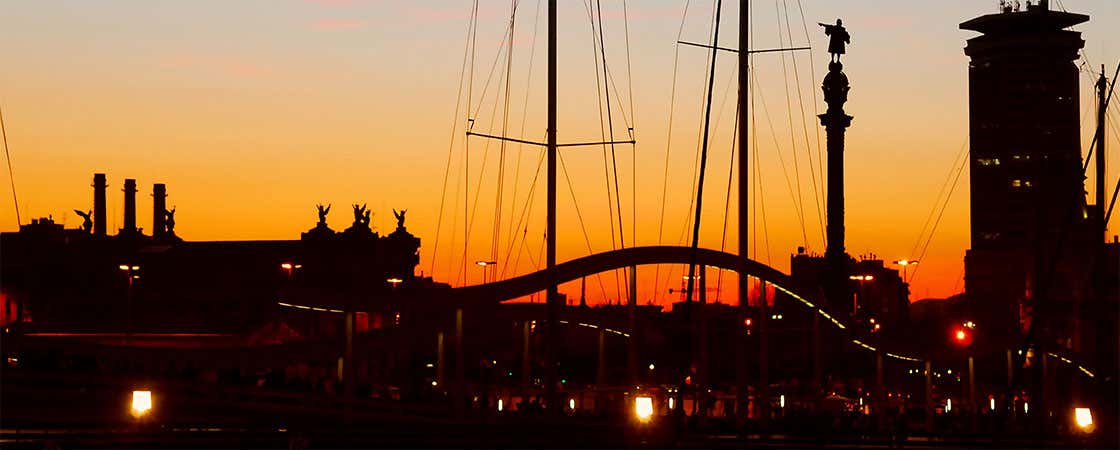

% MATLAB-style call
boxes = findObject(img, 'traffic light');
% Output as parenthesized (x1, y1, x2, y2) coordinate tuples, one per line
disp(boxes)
(952, 326, 972, 346)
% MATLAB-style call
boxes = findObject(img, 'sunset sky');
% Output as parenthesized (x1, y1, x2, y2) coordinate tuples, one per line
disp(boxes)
(2, 0, 1117, 306)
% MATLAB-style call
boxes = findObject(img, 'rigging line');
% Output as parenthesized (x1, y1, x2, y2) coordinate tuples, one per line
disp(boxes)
(584, 0, 624, 302)
(754, 67, 811, 239)
(909, 148, 969, 284)
(908, 139, 968, 261)
(715, 99, 740, 304)
(623, 0, 637, 251)
(684, 0, 723, 306)
(774, 0, 809, 248)
(462, 0, 480, 286)
(491, 0, 520, 283)
(462, 33, 513, 285)
(1082, 63, 1118, 173)
(596, 0, 630, 302)
(504, 0, 543, 277)
(470, 14, 519, 119)
(595, 0, 627, 256)
(753, 66, 774, 264)
(675, 0, 721, 250)
(782, 0, 825, 249)
(0, 105, 19, 227)
(559, 151, 613, 303)
(1106, 162, 1120, 225)
(430, 0, 481, 277)
(503, 150, 547, 279)
(793, 0, 826, 234)
(653, 0, 693, 306)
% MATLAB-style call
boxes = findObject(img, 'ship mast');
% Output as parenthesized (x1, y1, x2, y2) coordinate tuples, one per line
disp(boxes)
(544, 0, 559, 414)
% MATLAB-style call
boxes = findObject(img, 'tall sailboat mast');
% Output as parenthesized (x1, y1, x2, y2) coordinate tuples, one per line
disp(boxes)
(544, 0, 559, 413)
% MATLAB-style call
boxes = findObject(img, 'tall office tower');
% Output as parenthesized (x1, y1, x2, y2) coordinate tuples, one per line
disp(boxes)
(961, 1, 1092, 342)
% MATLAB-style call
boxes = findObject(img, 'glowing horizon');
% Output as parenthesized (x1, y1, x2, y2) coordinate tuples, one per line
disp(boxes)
(1, 0, 1117, 306)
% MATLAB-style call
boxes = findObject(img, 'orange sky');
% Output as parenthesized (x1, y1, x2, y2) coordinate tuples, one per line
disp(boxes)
(1, 0, 1117, 306)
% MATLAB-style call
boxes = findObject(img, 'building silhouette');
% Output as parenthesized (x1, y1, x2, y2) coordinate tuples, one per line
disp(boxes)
(960, 1, 1097, 344)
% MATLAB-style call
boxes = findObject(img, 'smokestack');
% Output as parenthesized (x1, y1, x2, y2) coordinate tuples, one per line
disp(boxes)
(122, 178, 137, 235)
(152, 183, 166, 240)
(93, 173, 107, 236)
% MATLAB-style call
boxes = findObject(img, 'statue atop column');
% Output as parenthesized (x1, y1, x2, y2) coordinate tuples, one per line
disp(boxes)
(819, 19, 850, 64)
(818, 19, 853, 315)
(73, 209, 93, 234)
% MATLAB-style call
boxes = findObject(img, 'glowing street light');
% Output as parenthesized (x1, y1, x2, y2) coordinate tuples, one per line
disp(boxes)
(893, 259, 918, 281)
(475, 260, 497, 283)
(634, 396, 654, 422)
(387, 277, 403, 290)
(280, 262, 302, 279)
(131, 390, 153, 418)
(1074, 407, 1094, 432)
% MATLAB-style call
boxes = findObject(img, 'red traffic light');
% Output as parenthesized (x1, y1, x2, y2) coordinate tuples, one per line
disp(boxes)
(952, 327, 972, 346)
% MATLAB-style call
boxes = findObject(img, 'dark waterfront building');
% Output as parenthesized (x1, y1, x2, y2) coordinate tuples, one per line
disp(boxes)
(0, 173, 429, 340)
(960, 1, 1098, 344)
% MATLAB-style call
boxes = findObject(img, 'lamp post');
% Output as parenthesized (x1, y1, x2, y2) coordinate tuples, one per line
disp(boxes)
(892, 259, 918, 282)
(280, 262, 302, 280)
(118, 265, 139, 340)
(475, 260, 497, 284)
(848, 275, 873, 316)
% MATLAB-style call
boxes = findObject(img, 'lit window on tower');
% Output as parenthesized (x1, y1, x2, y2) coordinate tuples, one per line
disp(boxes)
(977, 158, 1001, 166)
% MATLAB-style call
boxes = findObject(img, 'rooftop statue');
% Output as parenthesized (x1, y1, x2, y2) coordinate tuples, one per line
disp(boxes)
(393, 209, 407, 230)
(316, 203, 331, 226)
(819, 19, 850, 63)
(352, 203, 371, 228)
(73, 209, 93, 234)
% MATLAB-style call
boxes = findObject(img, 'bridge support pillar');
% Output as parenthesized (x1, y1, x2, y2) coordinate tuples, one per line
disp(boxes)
(455, 308, 465, 417)
(875, 352, 885, 433)
(758, 280, 770, 430)
(437, 331, 446, 388)
(522, 320, 531, 399)
(628, 265, 639, 385)
(597, 328, 607, 386)
(735, 284, 748, 427)
(924, 360, 934, 433)
(968, 355, 977, 434)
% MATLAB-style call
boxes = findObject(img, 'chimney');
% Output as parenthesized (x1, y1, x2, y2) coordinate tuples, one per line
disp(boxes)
(152, 183, 166, 240)
(122, 178, 137, 235)
(93, 173, 107, 236)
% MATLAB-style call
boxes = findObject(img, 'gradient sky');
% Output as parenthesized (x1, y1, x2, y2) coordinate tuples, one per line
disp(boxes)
(2, 0, 1117, 306)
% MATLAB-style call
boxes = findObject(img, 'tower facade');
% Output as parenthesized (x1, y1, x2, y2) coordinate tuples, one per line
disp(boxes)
(960, 2, 1091, 340)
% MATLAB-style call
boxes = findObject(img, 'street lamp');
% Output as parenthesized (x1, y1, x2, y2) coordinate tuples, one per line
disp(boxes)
(118, 265, 140, 338)
(1075, 407, 1094, 432)
(131, 390, 153, 418)
(475, 260, 497, 284)
(387, 277, 403, 290)
(849, 275, 874, 316)
(634, 396, 654, 422)
(892, 259, 918, 281)
(280, 262, 302, 280)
